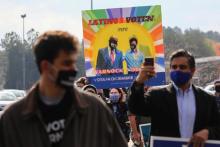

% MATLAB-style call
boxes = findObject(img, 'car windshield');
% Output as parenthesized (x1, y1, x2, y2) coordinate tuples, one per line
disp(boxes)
(0, 92, 17, 101)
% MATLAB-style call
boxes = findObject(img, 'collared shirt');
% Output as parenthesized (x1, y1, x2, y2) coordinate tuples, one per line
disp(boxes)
(125, 49, 144, 69)
(173, 83, 196, 138)
(108, 47, 115, 60)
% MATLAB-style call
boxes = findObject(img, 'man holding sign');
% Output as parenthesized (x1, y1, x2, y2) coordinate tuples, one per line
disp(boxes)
(128, 49, 220, 147)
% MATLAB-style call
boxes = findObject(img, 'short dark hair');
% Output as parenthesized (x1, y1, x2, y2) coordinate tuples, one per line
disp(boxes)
(110, 88, 123, 102)
(33, 31, 80, 72)
(129, 37, 138, 44)
(75, 77, 89, 85)
(82, 84, 97, 94)
(169, 49, 195, 69)
(109, 36, 118, 42)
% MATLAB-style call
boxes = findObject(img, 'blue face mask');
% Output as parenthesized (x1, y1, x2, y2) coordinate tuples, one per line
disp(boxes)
(109, 94, 120, 103)
(170, 70, 191, 86)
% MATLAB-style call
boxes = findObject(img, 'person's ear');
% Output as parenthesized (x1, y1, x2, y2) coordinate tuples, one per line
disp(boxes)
(190, 67, 196, 79)
(191, 67, 195, 75)
(40, 60, 51, 74)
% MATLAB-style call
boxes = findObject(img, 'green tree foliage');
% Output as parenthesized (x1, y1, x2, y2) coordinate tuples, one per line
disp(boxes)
(0, 51, 7, 89)
(0, 30, 86, 89)
(76, 43, 86, 78)
(1, 32, 24, 89)
(164, 26, 185, 60)
(25, 29, 40, 89)
(0, 29, 40, 90)
(163, 27, 215, 60)
(204, 31, 220, 42)
(184, 29, 214, 58)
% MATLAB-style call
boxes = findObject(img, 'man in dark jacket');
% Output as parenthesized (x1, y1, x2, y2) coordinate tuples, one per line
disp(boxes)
(0, 31, 127, 147)
(214, 80, 220, 112)
(128, 49, 220, 147)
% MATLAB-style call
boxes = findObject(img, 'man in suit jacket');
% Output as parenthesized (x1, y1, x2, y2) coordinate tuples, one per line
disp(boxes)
(96, 36, 123, 75)
(128, 49, 220, 146)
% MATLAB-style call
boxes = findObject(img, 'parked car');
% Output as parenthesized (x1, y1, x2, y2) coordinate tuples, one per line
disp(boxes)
(204, 84, 215, 95)
(1, 89, 26, 99)
(0, 91, 18, 111)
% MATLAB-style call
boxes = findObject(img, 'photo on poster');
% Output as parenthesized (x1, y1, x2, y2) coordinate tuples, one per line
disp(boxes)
(82, 5, 166, 88)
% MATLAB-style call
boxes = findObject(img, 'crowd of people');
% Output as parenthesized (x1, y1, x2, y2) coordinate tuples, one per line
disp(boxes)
(75, 76, 141, 145)
(0, 30, 220, 147)
(75, 74, 154, 146)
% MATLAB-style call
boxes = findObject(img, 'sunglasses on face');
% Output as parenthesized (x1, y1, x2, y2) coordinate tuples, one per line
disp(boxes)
(171, 64, 188, 70)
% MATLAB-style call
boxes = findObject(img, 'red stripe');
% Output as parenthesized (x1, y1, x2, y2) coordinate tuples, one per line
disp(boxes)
(155, 44, 164, 54)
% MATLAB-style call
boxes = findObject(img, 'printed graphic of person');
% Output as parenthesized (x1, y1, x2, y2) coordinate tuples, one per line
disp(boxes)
(125, 36, 144, 74)
(96, 36, 123, 75)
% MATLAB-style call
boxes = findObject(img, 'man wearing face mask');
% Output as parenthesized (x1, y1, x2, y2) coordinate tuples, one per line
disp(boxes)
(125, 36, 144, 73)
(96, 36, 123, 75)
(128, 49, 220, 147)
(0, 31, 127, 147)
(214, 80, 220, 112)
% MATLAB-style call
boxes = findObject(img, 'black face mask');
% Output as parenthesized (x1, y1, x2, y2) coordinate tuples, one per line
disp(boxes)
(130, 44, 136, 50)
(215, 86, 220, 92)
(109, 41, 117, 50)
(56, 69, 77, 90)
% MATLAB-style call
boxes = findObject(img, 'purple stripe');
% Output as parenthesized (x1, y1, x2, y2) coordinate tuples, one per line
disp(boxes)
(107, 8, 122, 18)
(85, 61, 92, 70)
(107, 9, 113, 19)
(120, 8, 123, 18)
(122, 7, 132, 17)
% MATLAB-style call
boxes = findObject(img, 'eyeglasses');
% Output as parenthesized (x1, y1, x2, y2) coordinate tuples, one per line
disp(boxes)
(171, 64, 188, 70)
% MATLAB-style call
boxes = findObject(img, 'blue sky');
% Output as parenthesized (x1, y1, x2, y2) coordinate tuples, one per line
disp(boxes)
(0, 0, 220, 43)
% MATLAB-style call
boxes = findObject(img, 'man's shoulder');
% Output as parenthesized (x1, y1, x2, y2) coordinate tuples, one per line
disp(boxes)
(0, 97, 26, 121)
(99, 47, 108, 52)
(138, 50, 144, 58)
(116, 49, 122, 54)
(193, 85, 216, 99)
(125, 50, 131, 55)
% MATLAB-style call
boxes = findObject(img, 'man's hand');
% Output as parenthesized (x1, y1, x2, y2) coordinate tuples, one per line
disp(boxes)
(132, 131, 141, 142)
(136, 65, 156, 84)
(187, 129, 209, 147)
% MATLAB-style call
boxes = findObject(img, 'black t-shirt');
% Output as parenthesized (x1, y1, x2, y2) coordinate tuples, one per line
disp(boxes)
(38, 91, 73, 147)
(215, 96, 220, 112)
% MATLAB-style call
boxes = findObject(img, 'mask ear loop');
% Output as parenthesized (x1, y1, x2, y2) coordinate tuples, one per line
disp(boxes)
(47, 62, 58, 83)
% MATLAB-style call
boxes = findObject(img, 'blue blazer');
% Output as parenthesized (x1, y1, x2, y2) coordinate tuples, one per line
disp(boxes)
(96, 47, 123, 71)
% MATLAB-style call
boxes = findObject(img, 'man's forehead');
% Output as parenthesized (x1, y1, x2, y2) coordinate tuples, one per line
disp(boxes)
(57, 50, 78, 58)
(130, 41, 137, 44)
(171, 57, 188, 64)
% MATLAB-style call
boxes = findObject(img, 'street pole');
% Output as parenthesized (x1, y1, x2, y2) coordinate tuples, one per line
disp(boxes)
(21, 14, 26, 90)
(91, 0, 93, 10)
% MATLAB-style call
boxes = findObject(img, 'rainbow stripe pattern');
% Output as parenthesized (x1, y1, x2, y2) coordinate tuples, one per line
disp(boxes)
(82, 5, 165, 88)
